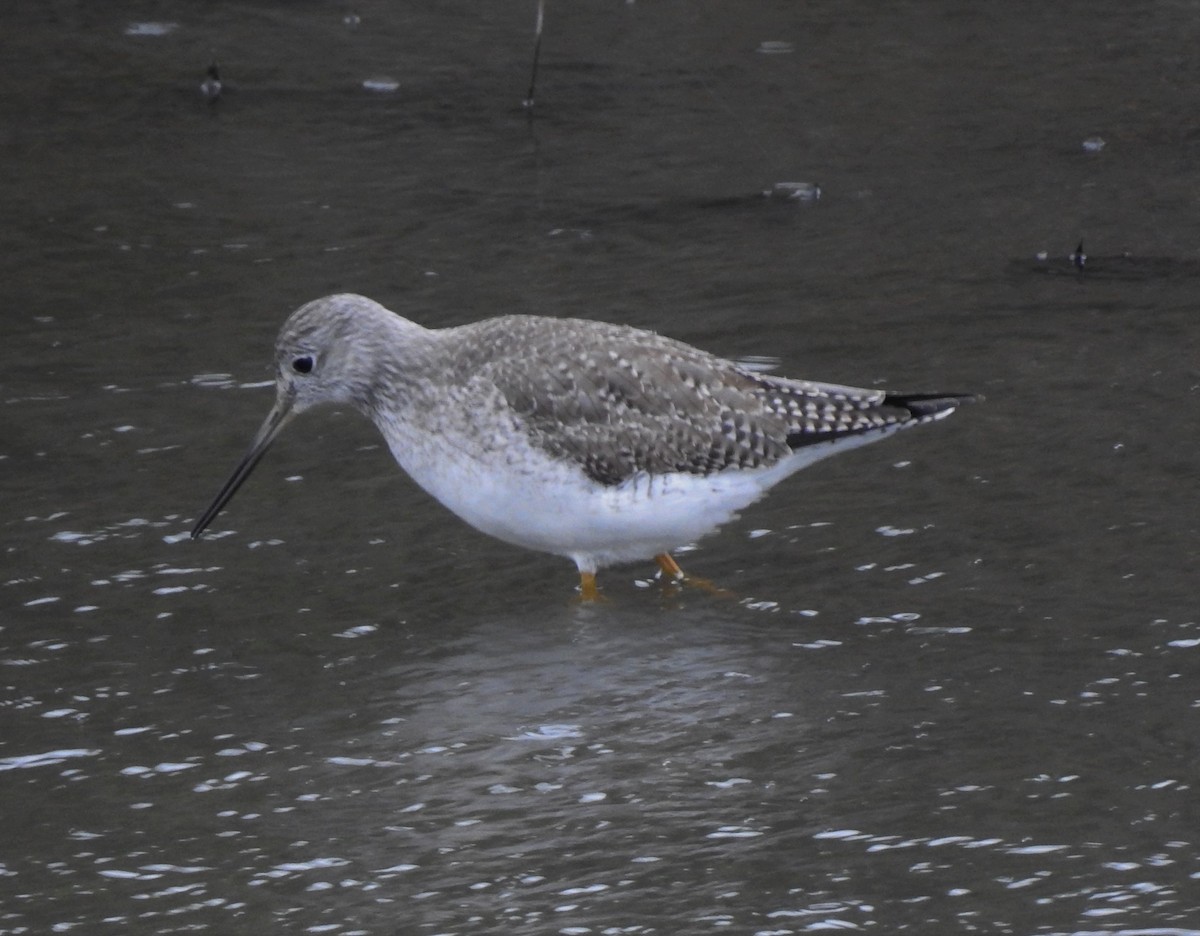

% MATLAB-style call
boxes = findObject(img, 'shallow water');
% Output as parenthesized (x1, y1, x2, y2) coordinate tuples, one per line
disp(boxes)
(4, 1, 1199, 933)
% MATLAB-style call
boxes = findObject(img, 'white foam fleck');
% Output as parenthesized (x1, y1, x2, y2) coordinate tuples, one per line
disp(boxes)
(125, 21, 178, 36)
(513, 724, 584, 740)
(0, 749, 99, 771)
(813, 829, 861, 840)
(707, 826, 762, 839)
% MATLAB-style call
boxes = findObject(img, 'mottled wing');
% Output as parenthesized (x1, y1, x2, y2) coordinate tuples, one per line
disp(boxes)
(460, 316, 969, 486)
(456, 317, 788, 484)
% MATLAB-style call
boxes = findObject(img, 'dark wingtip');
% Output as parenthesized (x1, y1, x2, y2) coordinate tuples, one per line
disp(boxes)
(888, 392, 982, 418)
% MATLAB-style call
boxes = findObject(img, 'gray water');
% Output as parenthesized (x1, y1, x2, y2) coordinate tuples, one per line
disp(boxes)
(3, 1, 1199, 933)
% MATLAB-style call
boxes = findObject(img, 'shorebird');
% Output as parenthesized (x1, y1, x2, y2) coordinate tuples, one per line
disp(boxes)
(191, 294, 975, 598)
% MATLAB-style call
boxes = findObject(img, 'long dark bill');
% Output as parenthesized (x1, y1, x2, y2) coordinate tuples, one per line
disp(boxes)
(191, 396, 296, 539)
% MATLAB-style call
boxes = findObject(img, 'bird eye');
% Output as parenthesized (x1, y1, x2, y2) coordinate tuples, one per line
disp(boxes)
(292, 355, 314, 375)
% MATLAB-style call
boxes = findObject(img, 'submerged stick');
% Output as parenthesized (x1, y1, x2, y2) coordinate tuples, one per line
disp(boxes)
(523, 0, 545, 109)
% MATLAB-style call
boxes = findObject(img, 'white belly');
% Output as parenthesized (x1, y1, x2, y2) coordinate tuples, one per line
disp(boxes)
(376, 407, 904, 574)
(380, 416, 780, 573)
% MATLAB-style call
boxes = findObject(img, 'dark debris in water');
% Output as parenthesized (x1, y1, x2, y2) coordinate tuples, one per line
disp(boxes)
(201, 62, 222, 104)
(1017, 244, 1200, 281)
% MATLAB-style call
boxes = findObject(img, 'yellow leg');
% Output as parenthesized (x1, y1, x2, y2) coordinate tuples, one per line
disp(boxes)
(654, 553, 734, 598)
(578, 571, 602, 602)
(655, 553, 685, 582)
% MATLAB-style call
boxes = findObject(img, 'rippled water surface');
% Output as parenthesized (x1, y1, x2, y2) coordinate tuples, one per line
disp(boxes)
(4, 1, 1199, 933)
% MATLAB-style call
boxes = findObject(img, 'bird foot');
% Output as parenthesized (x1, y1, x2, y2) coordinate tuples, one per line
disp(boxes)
(654, 554, 735, 599)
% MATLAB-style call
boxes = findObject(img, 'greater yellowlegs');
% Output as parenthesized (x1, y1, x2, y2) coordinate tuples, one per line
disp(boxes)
(191, 294, 976, 598)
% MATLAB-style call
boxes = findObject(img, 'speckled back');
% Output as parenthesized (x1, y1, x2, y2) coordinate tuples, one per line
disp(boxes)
(448, 315, 919, 486)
